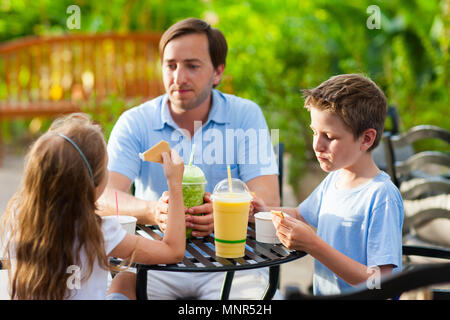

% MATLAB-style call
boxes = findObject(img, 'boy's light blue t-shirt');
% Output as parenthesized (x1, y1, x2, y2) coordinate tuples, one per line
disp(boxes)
(107, 89, 278, 200)
(298, 170, 404, 296)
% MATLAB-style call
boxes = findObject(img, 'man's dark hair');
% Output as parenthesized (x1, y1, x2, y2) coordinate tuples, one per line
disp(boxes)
(159, 17, 228, 70)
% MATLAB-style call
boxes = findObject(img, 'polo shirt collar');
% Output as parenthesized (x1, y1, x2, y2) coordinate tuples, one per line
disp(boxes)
(207, 89, 229, 125)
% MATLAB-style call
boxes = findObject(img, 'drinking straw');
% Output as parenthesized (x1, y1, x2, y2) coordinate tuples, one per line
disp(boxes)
(115, 191, 119, 219)
(188, 143, 196, 166)
(227, 164, 233, 193)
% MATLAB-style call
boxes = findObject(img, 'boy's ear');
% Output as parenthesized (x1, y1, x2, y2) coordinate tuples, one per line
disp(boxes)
(360, 128, 377, 151)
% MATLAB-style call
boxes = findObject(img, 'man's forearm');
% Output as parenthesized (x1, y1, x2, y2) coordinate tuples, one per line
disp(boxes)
(247, 175, 280, 207)
(96, 187, 158, 225)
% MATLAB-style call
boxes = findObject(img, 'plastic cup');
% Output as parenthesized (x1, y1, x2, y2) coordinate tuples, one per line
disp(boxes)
(212, 178, 252, 258)
(254, 212, 281, 244)
(103, 215, 137, 235)
(182, 165, 207, 238)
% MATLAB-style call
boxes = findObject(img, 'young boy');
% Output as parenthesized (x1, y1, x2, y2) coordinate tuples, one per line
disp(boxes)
(253, 74, 404, 295)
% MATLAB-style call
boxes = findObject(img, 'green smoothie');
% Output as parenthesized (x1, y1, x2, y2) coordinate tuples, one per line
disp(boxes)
(182, 165, 207, 238)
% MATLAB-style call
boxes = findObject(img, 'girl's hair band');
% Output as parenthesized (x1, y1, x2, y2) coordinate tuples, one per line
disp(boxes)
(57, 133, 94, 184)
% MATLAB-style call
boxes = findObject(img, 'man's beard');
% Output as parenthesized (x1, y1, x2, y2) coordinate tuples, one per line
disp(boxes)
(169, 79, 215, 111)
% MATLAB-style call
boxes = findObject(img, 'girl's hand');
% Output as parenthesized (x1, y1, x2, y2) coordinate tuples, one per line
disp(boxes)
(161, 149, 184, 185)
(272, 214, 316, 252)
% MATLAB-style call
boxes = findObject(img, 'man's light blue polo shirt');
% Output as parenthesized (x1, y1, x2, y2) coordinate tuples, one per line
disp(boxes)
(107, 89, 278, 200)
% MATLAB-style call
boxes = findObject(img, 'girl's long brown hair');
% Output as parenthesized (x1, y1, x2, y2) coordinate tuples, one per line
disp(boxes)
(1, 113, 110, 299)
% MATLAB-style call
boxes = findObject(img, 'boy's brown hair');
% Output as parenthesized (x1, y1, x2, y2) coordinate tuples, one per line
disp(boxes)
(159, 17, 228, 70)
(302, 74, 387, 151)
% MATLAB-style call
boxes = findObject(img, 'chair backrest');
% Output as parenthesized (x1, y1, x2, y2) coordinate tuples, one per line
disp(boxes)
(385, 105, 400, 135)
(286, 262, 450, 300)
(400, 176, 450, 200)
(274, 143, 284, 206)
(372, 105, 407, 171)
(383, 125, 449, 244)
(285, 244, 450, 300)
(0, 33, 164, 117)
(383, 125, 450, 188)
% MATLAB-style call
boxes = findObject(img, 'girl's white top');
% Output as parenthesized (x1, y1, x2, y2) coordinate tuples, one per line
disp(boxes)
(7, 216, 126, 300)
(67, 217, 126, 299)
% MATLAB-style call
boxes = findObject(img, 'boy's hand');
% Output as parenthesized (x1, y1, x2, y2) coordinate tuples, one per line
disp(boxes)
(272, 214, 316, 252)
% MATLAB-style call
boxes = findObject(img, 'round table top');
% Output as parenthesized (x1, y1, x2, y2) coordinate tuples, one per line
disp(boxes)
(135, 224, 307, 272)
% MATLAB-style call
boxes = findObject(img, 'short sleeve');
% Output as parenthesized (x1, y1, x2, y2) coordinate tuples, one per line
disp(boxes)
(235, 101, 278, 182)
(366, 198, 404, 270)
(298, 173, 333, 228)
(101, 217, 127, 255)
(107, 110, 143, 182)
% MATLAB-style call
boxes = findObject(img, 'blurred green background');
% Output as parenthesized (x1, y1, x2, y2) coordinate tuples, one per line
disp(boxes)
(0, 0, 448, 195)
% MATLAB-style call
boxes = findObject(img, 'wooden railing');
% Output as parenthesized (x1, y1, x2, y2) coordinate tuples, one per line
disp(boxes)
(0, 32, 164, 164)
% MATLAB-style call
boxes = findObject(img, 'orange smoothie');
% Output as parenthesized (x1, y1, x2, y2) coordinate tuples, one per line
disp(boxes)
(212, 193, 251, 258)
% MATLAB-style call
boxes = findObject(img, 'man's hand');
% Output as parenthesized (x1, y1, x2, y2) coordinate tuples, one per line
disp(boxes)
(249, 193, 268, 223)
(185, 192, 214, 237)
(97, 171, 161, 226)
(154, 191, 170, 232)
(156, 191, 214, 237)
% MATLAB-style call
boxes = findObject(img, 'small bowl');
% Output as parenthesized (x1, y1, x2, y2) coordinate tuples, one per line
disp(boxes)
(103, 215, 137, 235)
(254, 211, 281, 244)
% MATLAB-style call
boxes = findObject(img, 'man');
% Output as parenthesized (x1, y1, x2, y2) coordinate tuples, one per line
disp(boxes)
(98, 18, 280, 299)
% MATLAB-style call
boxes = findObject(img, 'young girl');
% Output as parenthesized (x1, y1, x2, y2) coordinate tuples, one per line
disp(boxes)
(1, 113, 185, 300)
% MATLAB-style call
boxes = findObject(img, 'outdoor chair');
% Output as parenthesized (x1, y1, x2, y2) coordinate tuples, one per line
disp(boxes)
(372, 106, 412, 172)
(285, 244, 450, 300)
(274, 143, 284, 206)
(383, 124, 449, 189)
(382, 125, 449, 246)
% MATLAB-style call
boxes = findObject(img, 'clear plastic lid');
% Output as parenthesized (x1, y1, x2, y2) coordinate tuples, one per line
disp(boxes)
(182, 165, 207, 184)
(211, 178, 252, 201)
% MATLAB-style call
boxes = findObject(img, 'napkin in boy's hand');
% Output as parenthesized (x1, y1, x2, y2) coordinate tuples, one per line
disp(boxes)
(139, 140, 171, 163)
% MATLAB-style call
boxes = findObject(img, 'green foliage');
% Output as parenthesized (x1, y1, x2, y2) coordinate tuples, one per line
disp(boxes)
(209, 0, 449, 191)
(0, 0, 207, 40)
(80, 94, 142, 141)
(1, 0, 448, 194)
